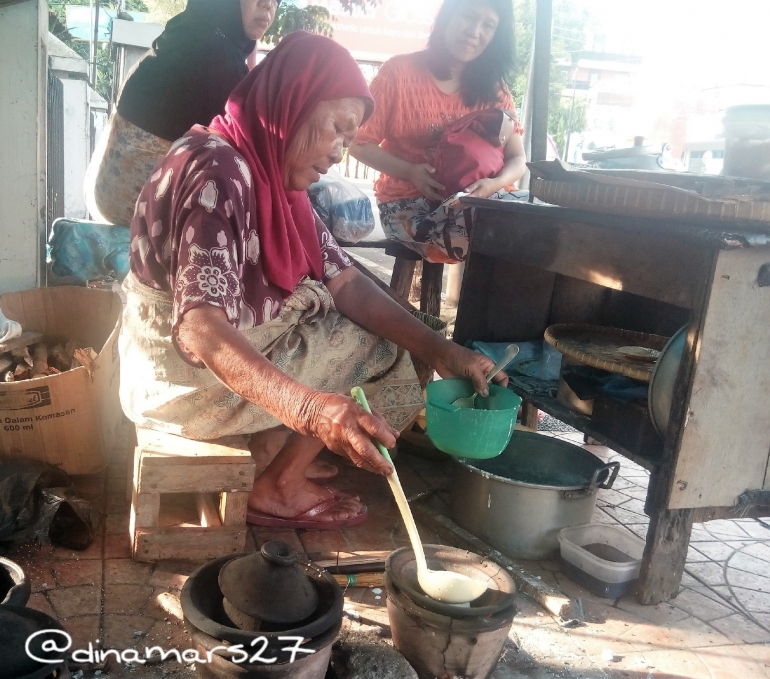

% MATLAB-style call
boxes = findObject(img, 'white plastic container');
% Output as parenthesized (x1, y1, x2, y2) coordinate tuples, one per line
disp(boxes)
(558, 524, 646, 598)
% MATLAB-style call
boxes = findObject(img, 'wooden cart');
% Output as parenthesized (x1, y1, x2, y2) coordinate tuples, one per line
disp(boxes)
(454, 199, 770, 604)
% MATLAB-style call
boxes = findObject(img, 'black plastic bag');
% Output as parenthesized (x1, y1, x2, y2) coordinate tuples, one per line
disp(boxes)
(0, 459, 97, 553)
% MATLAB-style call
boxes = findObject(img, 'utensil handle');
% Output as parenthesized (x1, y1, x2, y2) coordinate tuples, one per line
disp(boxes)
(351, 387, 394, 465)
(486, 344, 520, 384)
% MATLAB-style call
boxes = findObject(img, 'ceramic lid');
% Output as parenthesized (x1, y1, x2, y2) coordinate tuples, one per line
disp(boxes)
(218, 541, 319, 625)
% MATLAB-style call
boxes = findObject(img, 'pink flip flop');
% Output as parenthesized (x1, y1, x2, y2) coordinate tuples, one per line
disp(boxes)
(247, 493, 367, 530)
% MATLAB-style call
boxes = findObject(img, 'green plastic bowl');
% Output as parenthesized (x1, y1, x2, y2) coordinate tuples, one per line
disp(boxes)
(425, 378, 522, 459)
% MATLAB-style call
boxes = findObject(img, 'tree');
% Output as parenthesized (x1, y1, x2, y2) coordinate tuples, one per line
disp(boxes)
(50, 0, 381, 102)
(49, 0, 150, 102)
(509, 0, 591, 155)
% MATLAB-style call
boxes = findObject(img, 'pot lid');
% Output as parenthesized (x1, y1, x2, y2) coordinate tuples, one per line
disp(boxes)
(218, 541, 319, 626)
(0, 604, 68, 679)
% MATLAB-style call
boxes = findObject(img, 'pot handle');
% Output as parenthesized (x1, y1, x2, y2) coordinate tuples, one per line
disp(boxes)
(591, 462, 620, 491)
(563, 462, 620, 500)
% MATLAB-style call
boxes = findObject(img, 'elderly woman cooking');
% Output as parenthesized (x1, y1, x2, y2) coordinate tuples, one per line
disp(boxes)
(119, 32, 506, 530)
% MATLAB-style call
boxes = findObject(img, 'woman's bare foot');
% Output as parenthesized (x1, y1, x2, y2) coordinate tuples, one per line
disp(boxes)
(250, 429, 337, 481)
(249, 474, 363, 522)
(305, 460, 338, 481)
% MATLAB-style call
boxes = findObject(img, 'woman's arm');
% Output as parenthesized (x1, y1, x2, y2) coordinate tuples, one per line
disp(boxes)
(349, 142, 446, 201)
(326, 267, 507, 395)
(177, 306, 396, 475)
(462, 132, 527, 200)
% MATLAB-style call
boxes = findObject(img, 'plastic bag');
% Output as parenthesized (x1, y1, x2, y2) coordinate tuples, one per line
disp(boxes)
(308, 169, 375, 243)
(48, 218, 131, 282)
(0, 459, 97, 553)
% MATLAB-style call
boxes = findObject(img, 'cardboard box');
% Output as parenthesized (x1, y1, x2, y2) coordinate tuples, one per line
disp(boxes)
(0, 287, 123, 475)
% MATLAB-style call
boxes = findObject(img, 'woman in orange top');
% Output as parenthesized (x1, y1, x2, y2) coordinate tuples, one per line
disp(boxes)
(349, 0, 526, 264)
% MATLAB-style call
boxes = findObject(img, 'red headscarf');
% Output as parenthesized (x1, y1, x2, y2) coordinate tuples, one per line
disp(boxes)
(210, 32, 374, 293)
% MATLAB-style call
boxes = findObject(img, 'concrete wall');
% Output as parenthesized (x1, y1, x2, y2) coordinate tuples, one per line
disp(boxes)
(62, 79, 90, 219)
(0, 0, 48, 294)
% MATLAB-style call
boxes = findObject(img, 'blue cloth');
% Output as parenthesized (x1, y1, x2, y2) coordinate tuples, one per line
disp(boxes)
(48, 219, 131, 282)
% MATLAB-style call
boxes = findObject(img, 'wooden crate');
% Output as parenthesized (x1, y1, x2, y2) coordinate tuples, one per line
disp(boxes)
(129, 429, 256, 562)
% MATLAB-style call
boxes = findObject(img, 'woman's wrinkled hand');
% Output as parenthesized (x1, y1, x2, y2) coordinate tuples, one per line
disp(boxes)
(303, 393, 397, 476)
(432, 341, 509, 396)
(408, 163, 446, 201)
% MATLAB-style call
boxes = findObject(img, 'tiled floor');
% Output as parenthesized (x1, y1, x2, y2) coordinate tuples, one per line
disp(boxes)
(6, 421, 770, 678)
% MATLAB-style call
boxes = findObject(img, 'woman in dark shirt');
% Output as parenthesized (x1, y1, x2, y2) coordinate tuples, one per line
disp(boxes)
(85, 0, 279, 226)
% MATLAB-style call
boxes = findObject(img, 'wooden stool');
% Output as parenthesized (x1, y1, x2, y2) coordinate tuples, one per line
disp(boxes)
(129, 428, 256, 562)
(386, 243, 444, 319)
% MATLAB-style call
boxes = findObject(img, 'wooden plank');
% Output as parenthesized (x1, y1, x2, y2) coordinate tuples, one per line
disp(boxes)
(521, 402, 540, 430)
(389, 258, 417, 302)
(196, 494, 222, 528)
(136, 428, 250, 464)
(420, 262, 444, 318)
(413, 503, 571, 618)
(138, 462, 255, 494)
(133, 526, 246, 562)
(219, 491, 249, 527)
(309, 551, 391, 574)
(130, 489, 160, 531)
(0, 332, 43, 354)
(637, 508, 694, 605)
(473, 209, 707, 309)
(670, 247, 770, 509)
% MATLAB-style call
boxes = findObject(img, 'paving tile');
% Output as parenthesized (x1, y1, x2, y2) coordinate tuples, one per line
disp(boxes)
(671, 587, 735, 622)
(704, 520, 752, 540)
(694, 541, 739, 562)
(665, 615, 734, 649)
(105, 559, 153, 585)
(148, 560, 201, 590)
(11, 557, 54, 593)
(616, 597, 692, 627)
(50, 534, 103, 560)
(105, 513, 130, 535)
(754, 613, 770, 631)
(686, 561, 727, 587)
(709, 613, 770, 644)
(104, 533, 132, 559)
(600, 506, 650, 526)
(735, 521, 770, 541)
(61, 615, 101, 650)
(741, 642, 770, 673)
(686, 546, 712, 563)
(104, 584, 154, 615)
(726, 567, 770, 593)
(26, 592, 57, 619)
(48, 585, 101, 618)
(52, 559, 102, 588)
(728, 551, 770, 577)
(744, 543, 770, 563)
(694, 644, 768, 679)
(143, 617, 191, 654)
(621, 648, 711, 678)
(730, 587, 770, 613)
(103, 614, 157, 650)
(596, 488, 633, 506)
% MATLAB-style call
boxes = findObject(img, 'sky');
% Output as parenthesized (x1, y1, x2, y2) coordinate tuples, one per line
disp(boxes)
(574, 0, 770, 93)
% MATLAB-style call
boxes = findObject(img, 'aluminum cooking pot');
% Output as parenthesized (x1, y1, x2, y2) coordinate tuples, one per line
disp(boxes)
(450, 431, 620, 559)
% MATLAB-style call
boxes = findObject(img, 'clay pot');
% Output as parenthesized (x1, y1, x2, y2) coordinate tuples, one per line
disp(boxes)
(0, 557, 31, 607)
(384, 545, 517, 679)
(219, 541, 318, 629)
(0, 604, 70, 679)
(181, 553, 342, 679)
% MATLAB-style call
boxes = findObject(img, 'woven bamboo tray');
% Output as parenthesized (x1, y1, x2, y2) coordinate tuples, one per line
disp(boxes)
(544, 324, 670, 382)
